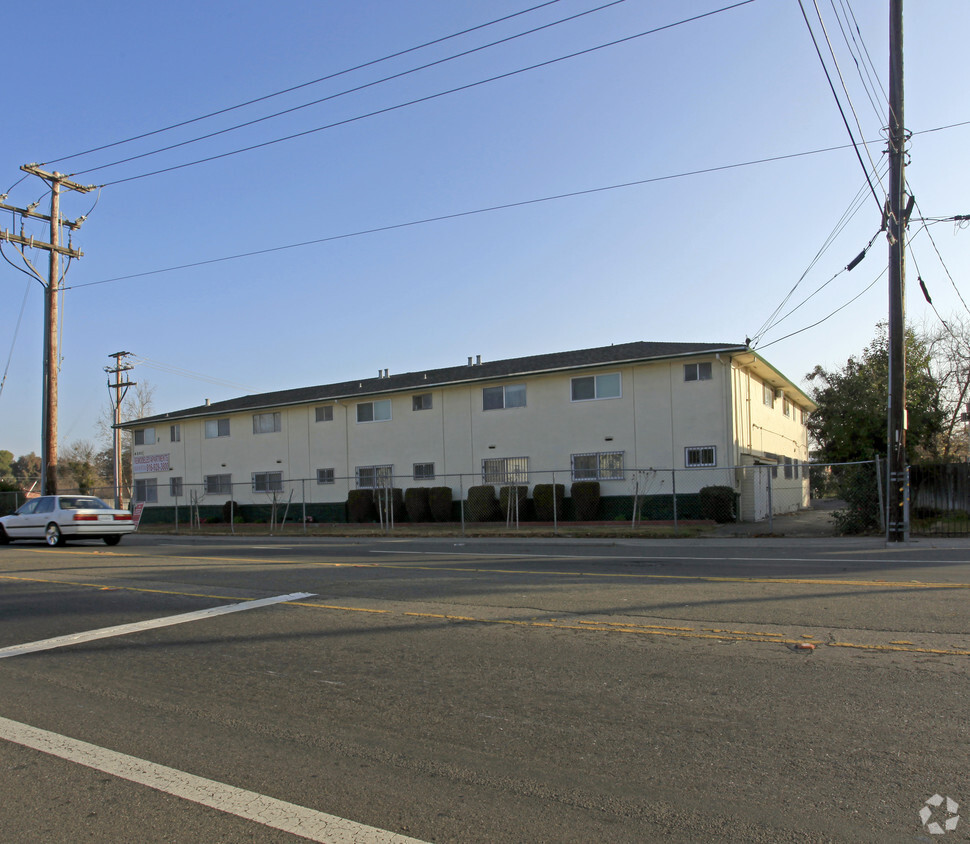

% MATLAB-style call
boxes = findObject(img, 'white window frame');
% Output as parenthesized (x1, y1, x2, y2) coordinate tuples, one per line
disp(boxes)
(356, 464, 393, 489)
(412, 393, 433, 411)
(763, 384, 775, 408)
(482, 384, 526, 411)
(413, 462, 435, 480)
(482, 456, 529, 485)
(570, 451, 624, 481)
(356, 399, 391, 423)
(169, 476, 183, 497)
(570, 373, 621, 402)
(134, 428, 156, 446)
(205, 418, 231, 439)
(170, 424, 181, 443)
(316, 468, 335, 485)
(315, 406, 334, 423)
(204, 473, 232, 494)
(253, 412, 281, 434)
(252, 471, 283, 493)
(684, 362, 713, 382)
(783, 398, 792, 418)
(685, 446, 717, 468)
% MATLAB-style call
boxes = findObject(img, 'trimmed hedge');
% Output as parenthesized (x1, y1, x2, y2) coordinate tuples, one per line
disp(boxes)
(404, 487, 431, 522)
(571, 481, 601, 521)
(533, 483, 565, 521)
(466, 485, 499, 521)
(222, 500, 244, 523)
(429, 486, 453, 522)
(699, 486, 735, 523)
(347, 490, 377, 522)
(499, 485, 529, 519)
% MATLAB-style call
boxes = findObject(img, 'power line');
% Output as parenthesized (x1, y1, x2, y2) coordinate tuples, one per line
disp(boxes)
(39, 0, 574, 167)
(87, 0, 759, 187)
(65, 138, 861, 291)
(72, 0, 631, 177)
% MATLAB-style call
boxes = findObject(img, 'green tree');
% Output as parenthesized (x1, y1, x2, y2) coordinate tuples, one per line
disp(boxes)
(0, 449, 13, 479)
(11, 452, 41, 487)
(806, 324, 944, 464)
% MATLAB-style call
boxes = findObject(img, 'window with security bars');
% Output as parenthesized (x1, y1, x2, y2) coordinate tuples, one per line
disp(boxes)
(356, 465, 393, 488)
(317, 468, 335, 485)
(482, 456, 529, 484)
(685, 446, 716, 468)
(413, 462, 434, 480)
(204, 473, 232, 494)
(253, 471, 283, 492)
(571, 451, 624, 481)
(253, 412, 281, 434)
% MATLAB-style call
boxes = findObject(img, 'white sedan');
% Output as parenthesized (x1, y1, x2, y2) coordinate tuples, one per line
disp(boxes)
(0, 495, 135, 546)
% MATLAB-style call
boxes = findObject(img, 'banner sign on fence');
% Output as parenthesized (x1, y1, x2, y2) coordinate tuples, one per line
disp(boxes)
(132, 502, 145, 528)
(133, 454, 170, 474)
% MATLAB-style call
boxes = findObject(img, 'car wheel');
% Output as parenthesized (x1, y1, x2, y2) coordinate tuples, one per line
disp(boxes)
(45, 523, 65, 547)
(0, 525, 9, 545)
(103, 535, 121, 546)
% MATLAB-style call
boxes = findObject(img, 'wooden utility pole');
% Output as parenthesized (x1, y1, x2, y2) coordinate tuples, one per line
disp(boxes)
(105, 352, 136, 509)
(887, 0, 907, 541)
(0, 165, 94, 494)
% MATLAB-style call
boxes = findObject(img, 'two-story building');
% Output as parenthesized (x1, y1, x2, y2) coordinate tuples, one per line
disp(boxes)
(120, 341, 814, 522)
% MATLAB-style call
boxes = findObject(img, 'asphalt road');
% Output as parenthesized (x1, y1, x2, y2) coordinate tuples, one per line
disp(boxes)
(1, 535, 968, 843)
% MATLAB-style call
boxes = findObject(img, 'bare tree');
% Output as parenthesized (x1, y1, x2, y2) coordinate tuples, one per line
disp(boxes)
(96, 381, 156, 492)
(922, 315, 970, 460)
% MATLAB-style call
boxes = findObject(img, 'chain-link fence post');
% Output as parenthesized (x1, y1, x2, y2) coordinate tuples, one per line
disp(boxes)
(671, 468, 678, 535)
(767, 466, 773, 534)
(459, 473, 465, 537)
(552, 470, 558, 535)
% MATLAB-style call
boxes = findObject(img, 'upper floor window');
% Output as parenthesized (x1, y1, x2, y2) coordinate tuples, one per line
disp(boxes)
(783, 398, 792, 418)
(412, 393, 433, 411)
(483, 384, 526, 411)
(571, 451, 624, 481)
(205, 418, 230, 438)
(315, 406, 333, 423)
(134, 428, 156, 446)
(253, 412, 281, 434)
(571, 373, 621, 401)
(170, 424, 181, 443)
(763, 384, 775, 408)
(684, 362, 712, 382)
(357, 399, 391, 423)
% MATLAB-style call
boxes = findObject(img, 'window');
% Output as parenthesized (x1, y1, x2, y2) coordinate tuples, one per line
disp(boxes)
(571, 373, 621, 401)
(684, 362, 713, 382)
(204, 473, 232, 494)
(316, 468, 335, 485)
(784, 457, 794, 480)
(170, 477, 183, 497)
(765, 452, 781, 478)
(571, 451, 624, 481)
(357, 399, 391, 423)
(356, 465, 393, 488)
(134, 428, 156, 446)
(412, 393, 433, 411)
(205, 418, 230, 438)
(170, 424, 181, 443)
(253, 471, 283, 492)
(801, 409, 809, 425)
(763, 384, 775, 408)
(413, 462, 435, 480)
(685, 446, 717, 468)
(483, 384, 526, 410)
(134, 478, 158, 503)
(315, 406, 333, 423)
(482, 456, 529, 484)
(253, 412, 281, 434)
(783, 398, 792, 418)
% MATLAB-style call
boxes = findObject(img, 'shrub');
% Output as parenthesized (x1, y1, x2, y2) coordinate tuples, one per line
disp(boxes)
(372, 488, 405, 523)
(466, 485, 499, 521)
(222, 500, 244, 523)
(499, 485, 529, 519)
(347, 489, 377, 523)
(533, 483, 565, 521)
(832, 463, 881, 535)
(571, 481, 600, 521)
(429, 486, 453, 522)
(699, 486, 735, 523)
(404, 487, 431, 522)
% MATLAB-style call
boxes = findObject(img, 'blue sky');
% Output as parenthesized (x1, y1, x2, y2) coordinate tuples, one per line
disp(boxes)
(2, 0, 968, 459)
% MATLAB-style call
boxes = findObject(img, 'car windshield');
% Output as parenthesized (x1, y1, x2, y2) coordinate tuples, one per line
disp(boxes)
(58, 497, 111, 510)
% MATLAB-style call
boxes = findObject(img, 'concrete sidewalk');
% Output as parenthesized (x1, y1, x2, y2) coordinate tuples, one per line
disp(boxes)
(710, 498, 843, 538)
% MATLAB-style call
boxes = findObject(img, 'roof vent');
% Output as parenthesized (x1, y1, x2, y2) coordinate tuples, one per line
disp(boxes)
(205, 398, 210, 406)
(476, 355, 482, 365)
(468, 356, 473, 366)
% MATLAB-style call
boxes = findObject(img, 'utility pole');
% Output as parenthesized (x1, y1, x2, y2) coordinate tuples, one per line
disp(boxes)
(887, 0, 908, 541)
(0, 165, 94, 494)
(105, 352, 136, 509)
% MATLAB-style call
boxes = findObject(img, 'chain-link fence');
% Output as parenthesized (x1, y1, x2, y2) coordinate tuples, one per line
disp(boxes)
(3, 460, 907, 537)
(910, 463, 970, 536)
